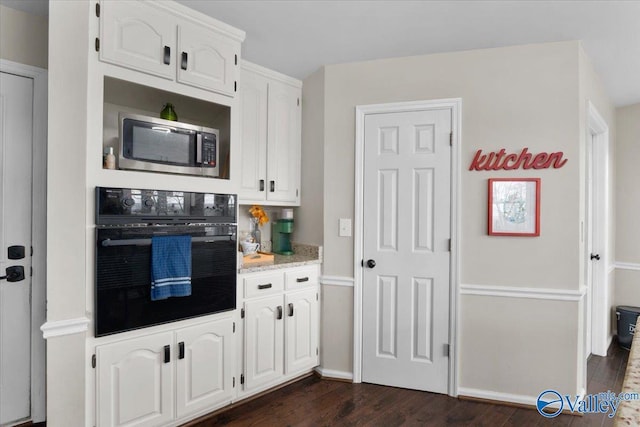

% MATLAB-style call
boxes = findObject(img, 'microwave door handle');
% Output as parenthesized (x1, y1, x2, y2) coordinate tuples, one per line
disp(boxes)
(196, 133, 202, 165)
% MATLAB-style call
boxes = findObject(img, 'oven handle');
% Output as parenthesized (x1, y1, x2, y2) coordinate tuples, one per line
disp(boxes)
(100, 235, 233, 247)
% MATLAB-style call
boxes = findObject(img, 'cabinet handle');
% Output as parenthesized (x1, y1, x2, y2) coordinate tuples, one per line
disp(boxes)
(288, 303, 294, 317)
(178, 342, 185, 360)
(258, 283, 272, 290)
(181, 52, 188, 70)
(296, 277, 309, 283)
(259, 179, 265, 192)
(163, 46, 171, 65)
(270, 181, 275, 192)
(164, 345, 170, 363)
(277, 305, 283, 320)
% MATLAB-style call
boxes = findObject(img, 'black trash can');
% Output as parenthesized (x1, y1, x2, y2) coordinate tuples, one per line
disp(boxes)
(616, 306, 640, 350)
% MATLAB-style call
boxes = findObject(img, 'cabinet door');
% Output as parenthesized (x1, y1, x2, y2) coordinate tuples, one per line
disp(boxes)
(96, 332, 174, 427)
(177, 24, 239, 96)
(285, 289, 319, 374)
(266, 81, 301, 203)
(239, 69, 269, 201)
(100, 0, 176, 80)
(244, 295, 284, 391)
(175, 318, 235, 418)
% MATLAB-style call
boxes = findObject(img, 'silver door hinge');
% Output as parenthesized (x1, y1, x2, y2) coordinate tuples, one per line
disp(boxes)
(444, 344, 450, 357)
(92, 354, 96, 368)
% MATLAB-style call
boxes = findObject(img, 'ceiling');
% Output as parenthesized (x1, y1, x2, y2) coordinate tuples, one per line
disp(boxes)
(2, 0, 639, 106)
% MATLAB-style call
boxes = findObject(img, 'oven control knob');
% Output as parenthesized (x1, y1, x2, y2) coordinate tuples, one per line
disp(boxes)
(122, 197, 135, 208)
(143, 198, 154, 207)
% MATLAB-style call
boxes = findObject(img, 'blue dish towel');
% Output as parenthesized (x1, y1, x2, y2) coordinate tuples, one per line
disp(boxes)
(150, 235, 192, 301)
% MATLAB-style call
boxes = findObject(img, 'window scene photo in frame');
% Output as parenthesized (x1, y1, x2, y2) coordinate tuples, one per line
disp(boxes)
(488, 178, 540, 236)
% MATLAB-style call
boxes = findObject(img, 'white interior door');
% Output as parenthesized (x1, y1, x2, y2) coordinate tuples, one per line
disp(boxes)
(0, 71, 34, 425)
(362, 108, 451, 393)
(585, 132, 594, 359)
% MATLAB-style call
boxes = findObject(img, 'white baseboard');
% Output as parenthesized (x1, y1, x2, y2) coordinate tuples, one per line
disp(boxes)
(315, 366, 353, 381)
(458, 387, 586, 410)
(458, 387, 539, 407)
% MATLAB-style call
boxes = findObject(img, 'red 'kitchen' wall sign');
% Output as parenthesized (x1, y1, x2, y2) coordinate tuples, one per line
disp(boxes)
(469, 148, 568, 171)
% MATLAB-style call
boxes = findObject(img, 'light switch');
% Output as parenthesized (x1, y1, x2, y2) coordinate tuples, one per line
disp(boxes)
(339, 218, 352, 237)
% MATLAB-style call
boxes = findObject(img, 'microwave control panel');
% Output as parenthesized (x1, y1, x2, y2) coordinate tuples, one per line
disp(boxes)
(201, 133, 217, 167)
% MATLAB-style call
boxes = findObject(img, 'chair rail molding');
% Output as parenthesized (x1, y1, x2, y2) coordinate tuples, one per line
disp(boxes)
(41, 317, 90, 339)
(320, 275, 354, 287)
(615, 262, 640, 272)
(460, 283, 586, 301)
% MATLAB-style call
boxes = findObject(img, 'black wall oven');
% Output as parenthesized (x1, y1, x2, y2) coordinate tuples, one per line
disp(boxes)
(95, 187, 237, 337)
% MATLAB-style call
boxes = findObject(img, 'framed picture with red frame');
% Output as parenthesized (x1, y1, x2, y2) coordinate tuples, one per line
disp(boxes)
(488, 178, 540, 236)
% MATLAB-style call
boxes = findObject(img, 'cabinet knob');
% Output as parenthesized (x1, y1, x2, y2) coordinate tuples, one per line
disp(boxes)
(163, 46, 171, 65)
(277, 305, 283, 320)
(288, 303, 294, 317)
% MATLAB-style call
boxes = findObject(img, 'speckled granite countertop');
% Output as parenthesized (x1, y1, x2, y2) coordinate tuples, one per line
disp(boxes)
(615, 317, 640, 426)
(238, 243, 322, 274)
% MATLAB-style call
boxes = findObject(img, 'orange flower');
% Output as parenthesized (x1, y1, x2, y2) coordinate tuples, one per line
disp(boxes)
(249, 205, 269, 226)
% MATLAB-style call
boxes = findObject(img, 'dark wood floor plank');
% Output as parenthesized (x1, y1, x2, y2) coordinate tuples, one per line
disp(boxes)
(187, 341, 630, 426)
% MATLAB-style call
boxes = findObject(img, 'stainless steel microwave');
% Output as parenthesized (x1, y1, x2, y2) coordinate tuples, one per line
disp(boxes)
(118, 113, 219, 177)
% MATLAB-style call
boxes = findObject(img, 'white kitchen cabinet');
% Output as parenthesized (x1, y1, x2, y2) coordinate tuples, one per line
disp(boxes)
(175, 318, 235, 419)
(96, 317, 235, 427)
(239, 62, 302, 205)
(285, 289, 319, 375)
(99, 0, 241, 97)
(240, 265, 319, 394)
(96, 331, 175, 427)
(243, 294, 284, 391)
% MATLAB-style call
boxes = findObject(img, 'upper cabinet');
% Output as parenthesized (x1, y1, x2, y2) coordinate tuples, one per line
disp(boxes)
(239, 62, 302, 205)
(99, 0, 243, 97)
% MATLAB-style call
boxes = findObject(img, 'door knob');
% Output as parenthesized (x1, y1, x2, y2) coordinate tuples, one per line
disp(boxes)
(590, 253, 601, 261)
(366, 259, 376, 269)
(0, 265, 25, 282)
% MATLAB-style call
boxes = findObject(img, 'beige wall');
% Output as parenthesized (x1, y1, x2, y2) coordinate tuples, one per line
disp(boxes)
(46, 1, 90, 426)
(305, 41, 594, 399)
(0, 5, 48, 69)
(614, 103, 640, 312)
(295, 67, 325, 246)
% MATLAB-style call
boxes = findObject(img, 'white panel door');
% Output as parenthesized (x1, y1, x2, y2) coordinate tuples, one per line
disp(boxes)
(0, 72, 33, 426)
(285, 289, 318, 374)
(177, 24, 238, 96)
(175, 318, 235, 418)
(266, 81, 301, 203)
(244, 295, 284, 391)
(362, 109, 451, 393)
(97, 332, 174, 427)
(100, 0, 176, 79)
(238, 69, 268, 200)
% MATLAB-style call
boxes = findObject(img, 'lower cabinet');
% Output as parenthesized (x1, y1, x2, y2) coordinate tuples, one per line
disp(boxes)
(241, 265, 319, 394)
(95, 317, 235, 427)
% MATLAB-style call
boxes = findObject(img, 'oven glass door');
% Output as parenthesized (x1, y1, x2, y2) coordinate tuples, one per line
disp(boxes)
(95, 225, 237, 336)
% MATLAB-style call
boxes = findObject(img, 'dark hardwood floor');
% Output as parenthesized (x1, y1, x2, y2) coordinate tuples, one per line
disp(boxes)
(188, 343, 629, 426)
